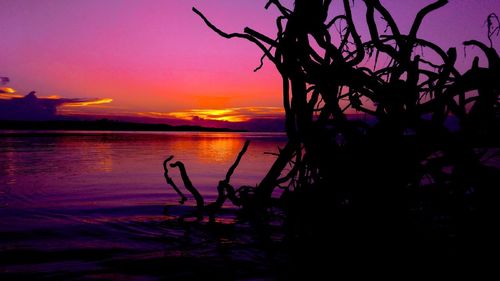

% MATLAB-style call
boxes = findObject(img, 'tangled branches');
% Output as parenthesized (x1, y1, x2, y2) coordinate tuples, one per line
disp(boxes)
(165, 2, 499, 259)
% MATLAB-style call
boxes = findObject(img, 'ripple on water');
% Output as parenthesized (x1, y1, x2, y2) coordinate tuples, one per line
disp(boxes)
(0, 132, 287, 279)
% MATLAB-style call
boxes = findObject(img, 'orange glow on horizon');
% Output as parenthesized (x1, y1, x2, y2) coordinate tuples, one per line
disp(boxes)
(170, 109, 245, 122)
(0, 93, 23, 99)
(45, 95, 62, 99)
(141, 107, 284, 123)
(0, 87, 17, 94)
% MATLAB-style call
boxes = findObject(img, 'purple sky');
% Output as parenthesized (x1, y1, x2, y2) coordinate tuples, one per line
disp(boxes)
(0, 0, 498, 126)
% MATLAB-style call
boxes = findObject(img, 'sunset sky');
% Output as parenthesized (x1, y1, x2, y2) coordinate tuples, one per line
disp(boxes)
(0, 0, 498, 128)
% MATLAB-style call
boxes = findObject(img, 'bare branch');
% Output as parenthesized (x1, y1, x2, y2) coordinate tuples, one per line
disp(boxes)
(225, 140, 250, 183)
(486, 13, 500, 47)
(371, 0, 402, 39)
(244, 27, 278, 47)
(163, 156, 187, 204)
(170, 161, 204, 217)
(265, 0, 291, 17)
(192, 7, 278, 66)
(464, 40, 500, 68)
(343, 0, 364, 65)
(409, 0, 448, 40)
(363, 1, 399, 60)
(254, 46, 274, 72)
(326, 15, 347, 29)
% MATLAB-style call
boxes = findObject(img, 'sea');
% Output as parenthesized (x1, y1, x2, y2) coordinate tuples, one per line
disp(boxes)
(0, 131, 287, 280)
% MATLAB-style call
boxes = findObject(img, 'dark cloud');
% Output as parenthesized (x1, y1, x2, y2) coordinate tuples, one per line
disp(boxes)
(0, 92, 62, 121)
(0, 77, 9, 85)
(0, 92, 111, 121)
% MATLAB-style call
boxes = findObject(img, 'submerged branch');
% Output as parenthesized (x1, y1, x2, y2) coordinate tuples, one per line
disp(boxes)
(208, 140, 251, 218)
(163, 156, 187, 204)
(170, 160, 204, 219)
(225, 140, 250, 183)
(163, 141, 251, 220)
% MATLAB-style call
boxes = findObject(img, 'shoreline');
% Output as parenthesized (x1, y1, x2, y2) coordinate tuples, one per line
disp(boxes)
(0, 119, 244, 133)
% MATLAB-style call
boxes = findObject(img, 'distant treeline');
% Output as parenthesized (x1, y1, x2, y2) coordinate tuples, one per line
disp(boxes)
(0, 119, 239, 132)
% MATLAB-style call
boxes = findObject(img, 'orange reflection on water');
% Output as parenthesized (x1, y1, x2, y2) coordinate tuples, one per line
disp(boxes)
(196, 135, 245, 163)
(1, 150, 18, 186)
(168, 133, 246, 164)
(58, 137, 114, 173)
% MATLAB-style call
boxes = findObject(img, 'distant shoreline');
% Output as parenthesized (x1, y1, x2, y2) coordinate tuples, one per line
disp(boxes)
(0, 120, 243, 133)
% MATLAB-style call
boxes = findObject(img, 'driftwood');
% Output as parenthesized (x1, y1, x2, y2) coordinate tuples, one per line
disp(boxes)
(164, 1, 499, 265)
(186, 0, 498, 203)
(163, 140, 251, 221)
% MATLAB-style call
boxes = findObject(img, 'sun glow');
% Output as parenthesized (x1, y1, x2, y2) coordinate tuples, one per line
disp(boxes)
(62, 98, 113, 107)
(169, 109, 246, 122)
(0, 93, 23, 99)
(45, 95, 62, 99)
(161, 107, 284, 122)
(0, 87, 16, 94)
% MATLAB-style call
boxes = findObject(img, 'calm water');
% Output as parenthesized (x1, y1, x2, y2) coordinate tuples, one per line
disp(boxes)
(0, 131, 287, 280)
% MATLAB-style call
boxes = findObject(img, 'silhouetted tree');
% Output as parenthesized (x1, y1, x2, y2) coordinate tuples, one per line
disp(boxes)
(166, 0, 499, 269)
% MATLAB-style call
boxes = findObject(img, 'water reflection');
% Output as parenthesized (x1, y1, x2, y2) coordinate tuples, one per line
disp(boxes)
(168, 133, 246, 164)
(0, 150, 17, 186)
(0, 131, 287, 279)
(58, 136, 114, 173)
(0, 131, 286, 209)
